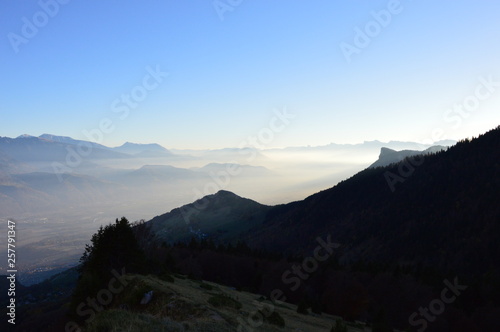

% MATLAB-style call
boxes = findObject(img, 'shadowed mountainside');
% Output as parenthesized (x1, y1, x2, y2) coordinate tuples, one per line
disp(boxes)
(149, 190, 271, 244)
(242, 126, 499, 278)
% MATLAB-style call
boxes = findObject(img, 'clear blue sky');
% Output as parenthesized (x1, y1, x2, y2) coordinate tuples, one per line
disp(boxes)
(1, 0, 499, 149)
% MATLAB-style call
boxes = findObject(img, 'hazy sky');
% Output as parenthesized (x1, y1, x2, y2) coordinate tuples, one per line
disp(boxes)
(1, 1, 499, 149)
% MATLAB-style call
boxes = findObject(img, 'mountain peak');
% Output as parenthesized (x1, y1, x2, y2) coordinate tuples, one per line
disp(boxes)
(17, 134, 35, 139)
(148, 189, 269, 244)
(121, 142, 165, 148)
(192, 190, 242, 204)
(122, 142, 141, 147)
(213, 190, 237, 197)
(379, 147, 396, 157)
(114, 142, 170, 156)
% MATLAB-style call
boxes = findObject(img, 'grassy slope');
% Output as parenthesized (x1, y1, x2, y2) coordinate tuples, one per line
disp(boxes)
(86, 274, 368, 332)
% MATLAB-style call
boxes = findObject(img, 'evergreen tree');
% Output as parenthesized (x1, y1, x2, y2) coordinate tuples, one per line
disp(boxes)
(70, 217, 148, 321)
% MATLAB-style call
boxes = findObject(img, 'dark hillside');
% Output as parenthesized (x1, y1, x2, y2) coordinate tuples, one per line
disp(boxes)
(149, 190, 271, 244)
(245, 126, 500, 279)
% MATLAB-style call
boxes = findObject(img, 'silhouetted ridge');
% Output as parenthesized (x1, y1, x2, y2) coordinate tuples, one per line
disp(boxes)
(379, 147, 396, 157)
(148, 190, 271, 244)
(244, 126, 500, 278)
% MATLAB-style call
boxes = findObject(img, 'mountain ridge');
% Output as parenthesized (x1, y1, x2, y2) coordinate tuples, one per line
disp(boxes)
(149, 190, 271, 244)
(112, 141, 172, 156)
(369, 145, 447, 168)
(242, 126, 500, 276)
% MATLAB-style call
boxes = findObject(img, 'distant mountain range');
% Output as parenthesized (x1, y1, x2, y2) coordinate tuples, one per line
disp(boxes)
(0, 134, 280, 218)
(270, 139, 456, 152)
(39, 134, 173, 156)
(0, 132, 457, 219)
(38, 134, 111, 151)
(1, 134, 173, 163)
(0, 133, 455, 165)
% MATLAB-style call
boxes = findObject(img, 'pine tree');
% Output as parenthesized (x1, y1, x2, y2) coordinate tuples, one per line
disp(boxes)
(70, 217, 148, 321)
